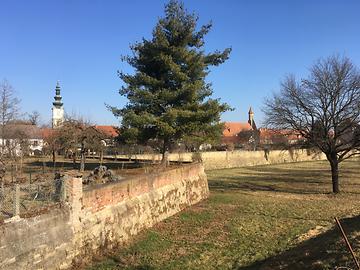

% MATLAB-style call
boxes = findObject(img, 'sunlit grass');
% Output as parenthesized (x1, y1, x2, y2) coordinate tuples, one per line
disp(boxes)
(87, 158, 360, 270)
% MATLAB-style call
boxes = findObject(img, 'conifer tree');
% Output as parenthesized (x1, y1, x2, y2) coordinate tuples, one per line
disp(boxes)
(110, 0, 231, 164)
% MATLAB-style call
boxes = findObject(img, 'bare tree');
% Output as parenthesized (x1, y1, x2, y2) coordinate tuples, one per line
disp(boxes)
(28, 110, 41, 126)
(7, 129, 30, 173)
(51, 116, 106, 172)
(0, 79, 21, 154)
(43, 129, 60, 166)
(238, 130, 260, 151)
(263, 55, 360, 193)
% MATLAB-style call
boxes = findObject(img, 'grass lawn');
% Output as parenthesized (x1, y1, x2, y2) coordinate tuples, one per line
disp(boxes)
(87, 159, 360, 270)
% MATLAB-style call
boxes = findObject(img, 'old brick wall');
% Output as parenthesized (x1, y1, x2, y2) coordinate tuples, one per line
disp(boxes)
(0, 208, 74, 270)
(0, 163, 208, 270)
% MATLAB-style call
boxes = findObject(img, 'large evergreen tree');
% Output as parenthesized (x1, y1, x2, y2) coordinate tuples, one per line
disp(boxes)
(110, 0, 231, 163)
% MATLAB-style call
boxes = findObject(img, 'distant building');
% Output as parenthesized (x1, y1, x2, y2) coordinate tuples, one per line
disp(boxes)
(0, 82, 120, 157)
(0, 124, 43, 156)
(220, 107, 303, 149)
(94, 125, 118, 138)
(45, 84, 118, 148)
(52, 82, 64, 128)
(258, 128, 304, 146)
(93, 125, 118, 147)
(221, 107, 257, 145)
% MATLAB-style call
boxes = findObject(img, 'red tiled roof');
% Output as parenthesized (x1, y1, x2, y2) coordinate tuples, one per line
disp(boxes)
(94, 125, 118, 138)
(259, 128, 302, 142)
(41, 128, 55, 139)
(222, 122, 253, 137)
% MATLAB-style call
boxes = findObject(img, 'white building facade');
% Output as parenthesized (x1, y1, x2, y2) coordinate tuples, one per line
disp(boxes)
(52, 82, 64, 128)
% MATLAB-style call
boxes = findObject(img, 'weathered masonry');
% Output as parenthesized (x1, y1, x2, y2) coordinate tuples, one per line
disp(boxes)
(0, 163, 209, 270)
(109, 149, 326, 170)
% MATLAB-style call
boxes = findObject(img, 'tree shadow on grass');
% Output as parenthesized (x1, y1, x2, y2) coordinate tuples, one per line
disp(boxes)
(209, 165, 360, 195)
(85, 255, 156, 270)
(209, 180, 329, 195)
(234, 215, 360, 270)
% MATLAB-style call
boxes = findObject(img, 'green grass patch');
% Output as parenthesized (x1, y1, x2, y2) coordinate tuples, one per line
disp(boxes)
(178, 209, 213, 224)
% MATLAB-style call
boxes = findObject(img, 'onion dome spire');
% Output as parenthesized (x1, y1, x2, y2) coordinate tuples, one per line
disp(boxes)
(53, 81, 63, 107)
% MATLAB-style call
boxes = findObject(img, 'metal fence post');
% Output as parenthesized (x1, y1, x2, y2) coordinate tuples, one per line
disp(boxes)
(13, 184, 20, 217)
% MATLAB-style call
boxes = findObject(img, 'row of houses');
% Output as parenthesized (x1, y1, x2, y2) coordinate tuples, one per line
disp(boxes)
(0, 83, 302, 157)
(0, 112, 301, 157)
(0, 123, 118, 156)
(221, 107, 303, 148)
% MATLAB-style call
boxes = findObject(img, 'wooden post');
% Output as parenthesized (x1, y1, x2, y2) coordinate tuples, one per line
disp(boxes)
(335, 217, 360, 269)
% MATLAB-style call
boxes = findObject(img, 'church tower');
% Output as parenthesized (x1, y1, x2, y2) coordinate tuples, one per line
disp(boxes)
(248, 106, 256, 129)
(52, 82, 64, 128)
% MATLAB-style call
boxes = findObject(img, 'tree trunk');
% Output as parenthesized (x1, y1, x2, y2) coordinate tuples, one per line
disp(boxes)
(99, 150, 103, 166)
(330, 158, 340, 193)
(1, 125, 5, 155)
(80, 153, 85, 172)
(161, 140, 169, 167)
(52, 150, 56, 167)
(72, 153, 77, 169)
(80, 142, 85, 172)
(161, 151, 169, 167)
(20, 155, 23, 172)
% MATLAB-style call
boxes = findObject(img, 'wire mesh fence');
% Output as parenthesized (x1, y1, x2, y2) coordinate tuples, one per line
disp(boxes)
(0, 183, 15, 220)
(0, 177, 64, 223)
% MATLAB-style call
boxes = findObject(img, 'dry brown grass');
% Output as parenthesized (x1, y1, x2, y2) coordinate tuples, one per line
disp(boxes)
(87, 158, 360, 270)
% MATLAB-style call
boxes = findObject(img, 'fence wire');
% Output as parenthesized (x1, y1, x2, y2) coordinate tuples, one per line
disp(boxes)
(0, 178, 63, 223)
(0, 185, 15, 221)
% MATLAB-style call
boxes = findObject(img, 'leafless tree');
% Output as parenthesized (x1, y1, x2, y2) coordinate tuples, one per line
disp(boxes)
(28, 110, 41, 126)
(263, 55, 360, 193)
(0, 79, 21, 155)
(49, 116, 107, 172)
(237, 130, 260, 151)
(43, 129, 60, 166)
(7, 129, 30, 173)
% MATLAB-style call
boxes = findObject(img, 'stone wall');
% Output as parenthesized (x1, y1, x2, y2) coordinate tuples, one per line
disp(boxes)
(111, 149, 326, 170)
(0, 163, 208, 270)
(199, 149, 326, 170)
(0, 208, 73, 270)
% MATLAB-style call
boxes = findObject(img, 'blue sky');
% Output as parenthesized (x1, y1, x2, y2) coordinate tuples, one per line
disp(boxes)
(0, 0, 359, 126)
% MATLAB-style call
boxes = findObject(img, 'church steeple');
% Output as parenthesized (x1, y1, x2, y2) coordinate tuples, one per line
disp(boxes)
(248, 106, 256, 129)
(53, 81, 63, 107)
(52, 81, 64, 128)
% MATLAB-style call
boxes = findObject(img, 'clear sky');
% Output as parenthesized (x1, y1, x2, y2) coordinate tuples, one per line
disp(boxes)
(0, 0, 359, 126)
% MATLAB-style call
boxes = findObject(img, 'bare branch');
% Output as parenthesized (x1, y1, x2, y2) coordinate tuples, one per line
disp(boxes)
(263, 55, 360, 193)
